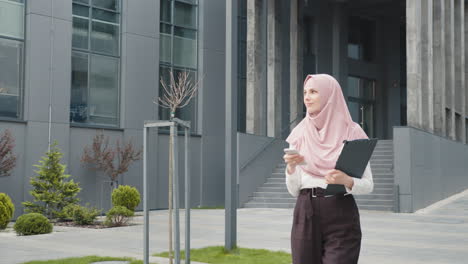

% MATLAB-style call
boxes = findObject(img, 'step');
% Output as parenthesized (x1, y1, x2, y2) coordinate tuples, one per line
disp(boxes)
(252, 192, 293, 198)
(263, 183, 287, 188)
(372, 151, 394, 155)
(258, 187, 289, 192)
(371, 168, 393, 173)
(273, 169, 287, 173)
(357, 204, 394, 211)
(370, 159, 393, 165)
(372, 178, 395, 184)
(266, 178, 286, 183)
(355, 199, 394, 206)
(243, 202, 296, 209)
(373, 182, 394, 188)
(372, 173, 394, 178)
(370, 164, 393, 169)
(354, 193, 394, 200)
(369, 188, 394, 195)
(250, 197, 297, 203)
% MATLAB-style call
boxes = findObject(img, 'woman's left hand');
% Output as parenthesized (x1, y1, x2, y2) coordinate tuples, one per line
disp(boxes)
(325, 169, 354, 189)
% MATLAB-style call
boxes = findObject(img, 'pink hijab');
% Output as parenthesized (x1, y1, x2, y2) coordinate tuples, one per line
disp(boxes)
(286, 74, 368, 178)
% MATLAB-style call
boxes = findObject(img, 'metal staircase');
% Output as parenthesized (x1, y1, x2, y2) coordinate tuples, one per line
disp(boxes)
(243, 140, 395, 211)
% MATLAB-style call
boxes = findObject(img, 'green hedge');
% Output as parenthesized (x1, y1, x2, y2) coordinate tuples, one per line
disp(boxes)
(0, 193, 15, 230)
(63, 204, 101, 225)
(14, 213, 53, 236)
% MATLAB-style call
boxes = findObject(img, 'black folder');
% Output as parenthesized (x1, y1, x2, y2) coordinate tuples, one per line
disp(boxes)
(326, 138, 378, 195)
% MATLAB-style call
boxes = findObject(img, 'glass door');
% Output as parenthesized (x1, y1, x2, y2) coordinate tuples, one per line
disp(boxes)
(347, 76, 376, 138)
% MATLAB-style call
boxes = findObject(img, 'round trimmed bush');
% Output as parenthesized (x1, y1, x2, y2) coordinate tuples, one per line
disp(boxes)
(14, 213, 53, 236)
(0, 193, 15, 230)
(111, 185, 141, 211)
(105, 206, 134, 227)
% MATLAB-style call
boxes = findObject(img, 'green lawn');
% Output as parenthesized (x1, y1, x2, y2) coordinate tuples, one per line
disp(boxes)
(21, 256, 153, 264)
(154, 246, 291, 264)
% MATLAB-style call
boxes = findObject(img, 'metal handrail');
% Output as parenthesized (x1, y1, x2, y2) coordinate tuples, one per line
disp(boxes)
(239, 113, 305, 171)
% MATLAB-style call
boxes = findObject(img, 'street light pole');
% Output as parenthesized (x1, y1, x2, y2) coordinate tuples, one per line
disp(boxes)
(225, 0, 239, 251)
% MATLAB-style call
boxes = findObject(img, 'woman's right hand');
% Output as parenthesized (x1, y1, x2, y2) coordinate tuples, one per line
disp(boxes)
(283, 153, 305, 174)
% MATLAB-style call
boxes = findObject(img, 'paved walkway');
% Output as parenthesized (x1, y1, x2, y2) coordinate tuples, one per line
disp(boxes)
(1, 190, 468, 264)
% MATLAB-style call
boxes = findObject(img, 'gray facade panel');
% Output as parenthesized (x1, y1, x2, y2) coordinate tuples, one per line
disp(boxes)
(238, 133, 272, 167)
(51, 19, 72, 124)
(201, 49, 226, 206)
(21, 122, 70, 214)
(123, 0, 159, 38)
(26, 0, 72, 22)
(68, 127, 122, 212)
(394, 127, 412, 195)
(201, 0, 225, 53)
(395, 127, 468, 212)
(121, 34, 159, 129)
(26, 0, 72, 21)
(25, 14, 53, 122)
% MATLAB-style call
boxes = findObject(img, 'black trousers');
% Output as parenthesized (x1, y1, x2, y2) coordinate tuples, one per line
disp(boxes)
(291, 188, 362, 264)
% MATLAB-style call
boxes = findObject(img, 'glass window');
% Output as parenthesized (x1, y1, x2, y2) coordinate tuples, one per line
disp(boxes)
(88, 55, 119, 125)
(348, 16, 376, 62)
(0, 0, 25, 39)
(174, 1, 197, 28)
(72, 1, 120, 55)
(0, 38, 23, 118)
(0, 0, 24, 119)
(348, 76, 375, 100)
(70, 52, 89, 122)
(173, 30, 197, 68)
(91, 20, 119, 55)
(160, 0, 172, 23)
(72, 17, 89, 49)
(92, 0, 119, 11)
(71, 0, 120, 126)
(159, 0, 198, 132)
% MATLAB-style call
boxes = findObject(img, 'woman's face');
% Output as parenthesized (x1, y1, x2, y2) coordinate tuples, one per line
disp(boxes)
(304, 85, 321, 115)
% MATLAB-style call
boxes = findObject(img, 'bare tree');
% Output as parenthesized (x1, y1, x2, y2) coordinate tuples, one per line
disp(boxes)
(0, 129, 17, 177)
(154, 70, 201, 264)
(81, 132, 142, 188)
(155, 70, 200, 119)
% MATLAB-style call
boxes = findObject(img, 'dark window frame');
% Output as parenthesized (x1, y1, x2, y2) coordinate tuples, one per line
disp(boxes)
(70, 0, 122, 128)
(0, 0, 25, 120)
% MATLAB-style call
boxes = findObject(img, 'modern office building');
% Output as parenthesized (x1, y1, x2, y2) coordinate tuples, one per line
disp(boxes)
(0, 0, 467, 217)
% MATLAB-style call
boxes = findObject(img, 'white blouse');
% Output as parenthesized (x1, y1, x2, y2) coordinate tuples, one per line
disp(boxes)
(285, 158, 374, 198)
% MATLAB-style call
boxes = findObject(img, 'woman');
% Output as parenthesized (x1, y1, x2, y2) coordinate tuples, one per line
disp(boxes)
(284, 74, 373, 264)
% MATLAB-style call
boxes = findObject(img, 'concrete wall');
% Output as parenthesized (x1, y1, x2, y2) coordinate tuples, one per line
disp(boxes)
(238, 133, 287, 206)
(394, 126, 468, 213)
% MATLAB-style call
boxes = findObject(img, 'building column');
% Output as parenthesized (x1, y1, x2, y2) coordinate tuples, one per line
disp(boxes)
(433, 0, 446, 137)
(406, 0, 423, 129)
(445, 0, 456, 140)
(290, 0, 303, 128)
(331, 2, 347, 86)
(246, 0, 267, 135)
(421, 0, 434, 133)
(465, 3, 468, 142)
(267, 0, 282, 137)
(454, 0, 466, 143)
